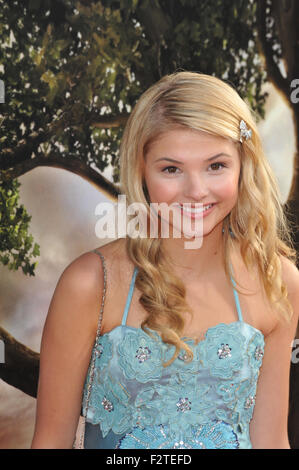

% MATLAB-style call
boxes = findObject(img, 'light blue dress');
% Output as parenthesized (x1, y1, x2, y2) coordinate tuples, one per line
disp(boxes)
(82, 253, 265, 449)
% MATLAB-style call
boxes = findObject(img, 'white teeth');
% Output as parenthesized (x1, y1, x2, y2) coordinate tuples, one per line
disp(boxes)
(179, 204, 213, 213)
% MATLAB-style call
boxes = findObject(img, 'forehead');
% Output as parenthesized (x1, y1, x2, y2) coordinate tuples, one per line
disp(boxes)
(145, 128, 239, 160)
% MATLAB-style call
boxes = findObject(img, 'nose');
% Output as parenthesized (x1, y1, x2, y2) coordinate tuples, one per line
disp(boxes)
(183, 173, 209, 201)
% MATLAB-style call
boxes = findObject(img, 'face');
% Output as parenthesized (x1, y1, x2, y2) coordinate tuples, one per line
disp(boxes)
(143, 127, 241, 240)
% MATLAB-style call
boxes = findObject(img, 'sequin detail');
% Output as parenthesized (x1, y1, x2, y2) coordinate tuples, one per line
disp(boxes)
(115, 421, 239, 449)
(95, 344, 104, 358)
(244, 396, 255, 409)
(254, 346, 264, 361)
(176, 398, 192, 413)
(178, 352, 189, 362)
(102, 397, 114, 412)
(135, 346, 151, 363)
(217, 343, 232, 359)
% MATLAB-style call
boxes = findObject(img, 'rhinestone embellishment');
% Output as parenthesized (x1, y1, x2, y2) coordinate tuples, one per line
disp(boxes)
(116, 421, 239, 449)
(178, 351, 189, 362)
(217, 343, 232, 359)
(135, 346, 151, 363)
(244, 395, 255, 409)
(176, 397, 192, 412)
(102, 396, 114, 412)
(254, 346, 264, 361)
(239, 119, 252, 142)
(173, 440, 191, 448)
(95, 343, 104, 358)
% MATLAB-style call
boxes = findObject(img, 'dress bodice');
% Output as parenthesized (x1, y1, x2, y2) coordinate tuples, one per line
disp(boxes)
(81, 250, 264, 449)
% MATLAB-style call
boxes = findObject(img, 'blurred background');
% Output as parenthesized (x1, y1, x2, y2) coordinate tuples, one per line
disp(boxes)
(0, 0, 298, 448)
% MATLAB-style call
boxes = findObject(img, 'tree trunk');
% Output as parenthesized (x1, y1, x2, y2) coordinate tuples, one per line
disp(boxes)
(0, 326, 39, 398)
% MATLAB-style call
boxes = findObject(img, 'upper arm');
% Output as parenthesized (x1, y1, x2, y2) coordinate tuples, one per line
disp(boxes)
(249, 257, 299, 449)
(31, 251, 104, 449)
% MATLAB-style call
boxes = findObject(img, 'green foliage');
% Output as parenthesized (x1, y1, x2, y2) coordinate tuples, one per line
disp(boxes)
(0, 179, 39, 275)
(0, 0, 268, 276)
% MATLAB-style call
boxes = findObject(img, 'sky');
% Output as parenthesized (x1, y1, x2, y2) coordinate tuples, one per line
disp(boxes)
(0, 82, 296, 448)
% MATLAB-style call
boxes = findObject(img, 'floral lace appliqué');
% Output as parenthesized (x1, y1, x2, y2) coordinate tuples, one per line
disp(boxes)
(94, 334, 113, 369)
(152, 381, 212, 438)
(118, 329, 163, 383)
(83, 322, 265, 447)
(198, 323, 247, 379)
(247, 331, 265, 370)
(87, 380, 133, 437)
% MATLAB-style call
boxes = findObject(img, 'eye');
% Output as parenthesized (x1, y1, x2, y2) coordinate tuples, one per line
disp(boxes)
(210, 162, 226, 171)
(162, 166, 180, 174)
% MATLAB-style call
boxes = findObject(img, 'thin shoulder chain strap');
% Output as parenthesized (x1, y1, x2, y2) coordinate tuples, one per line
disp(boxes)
(73, 249, 107, 449)
(82, 250, 107, 418)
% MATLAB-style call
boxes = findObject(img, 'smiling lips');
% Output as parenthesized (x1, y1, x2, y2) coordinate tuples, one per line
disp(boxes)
(174, 203, 216, 220)
(178, 203, 215, 214)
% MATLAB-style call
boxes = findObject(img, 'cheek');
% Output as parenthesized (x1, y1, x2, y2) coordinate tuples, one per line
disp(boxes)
(144, 173, 178, 202)
(214, 173, 239, 200)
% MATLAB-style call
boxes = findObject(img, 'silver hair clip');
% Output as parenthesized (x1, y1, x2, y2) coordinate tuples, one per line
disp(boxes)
(239, 119, 252, 143)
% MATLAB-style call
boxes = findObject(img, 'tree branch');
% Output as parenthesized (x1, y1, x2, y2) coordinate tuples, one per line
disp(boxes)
(1, 129, 51, 170)
(0, 113, 129, 172)
(1, 152, 120, 200)
(0, 326, 39, 398)
(89, 112, 129, 128)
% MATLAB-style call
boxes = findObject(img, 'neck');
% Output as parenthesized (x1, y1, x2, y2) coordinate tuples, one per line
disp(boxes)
(160, 224, 226, 280)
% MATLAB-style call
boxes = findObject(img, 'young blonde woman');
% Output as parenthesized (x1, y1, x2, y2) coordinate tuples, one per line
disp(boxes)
(31, 72, 299, 449)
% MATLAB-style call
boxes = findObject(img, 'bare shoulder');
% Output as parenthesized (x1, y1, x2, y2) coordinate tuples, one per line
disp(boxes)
(279, 255, 299, 297)
(61, 238, 127, 291)
(47, 239, 126, 334)
(231, 244, 298, 336)
(93, 237, 128, 262)
(280, 254, 299, 326)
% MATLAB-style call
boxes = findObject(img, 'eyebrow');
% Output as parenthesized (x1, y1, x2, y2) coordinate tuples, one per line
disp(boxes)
(154, 153, 232, 164)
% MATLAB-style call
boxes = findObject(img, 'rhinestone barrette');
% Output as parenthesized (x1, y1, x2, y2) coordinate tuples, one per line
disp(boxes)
(239, 119, 252, 143)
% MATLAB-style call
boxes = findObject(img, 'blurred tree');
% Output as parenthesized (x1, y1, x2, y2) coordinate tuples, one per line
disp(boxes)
(256, 0, 299, 448)
(0, 0, 298, 447)
(0, 0, 267, 274)
(256, 0, 299, 256)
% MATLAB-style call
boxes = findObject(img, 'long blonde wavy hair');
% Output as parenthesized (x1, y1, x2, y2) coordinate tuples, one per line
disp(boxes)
(119, 71, 297, 367)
